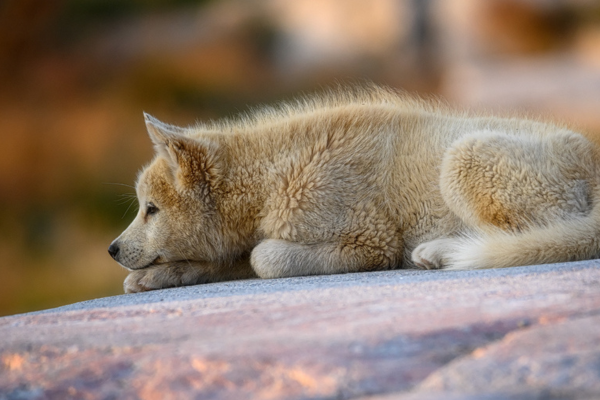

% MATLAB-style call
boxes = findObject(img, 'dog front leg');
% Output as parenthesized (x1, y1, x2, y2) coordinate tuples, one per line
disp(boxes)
(123, 258, 255, 293)
(250, 238, 396, 279)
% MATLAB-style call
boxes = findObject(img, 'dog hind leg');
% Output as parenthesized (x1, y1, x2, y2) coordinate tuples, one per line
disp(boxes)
(413, 129, 600, 270)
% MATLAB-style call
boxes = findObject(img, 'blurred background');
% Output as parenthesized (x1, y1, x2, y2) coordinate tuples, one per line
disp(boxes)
(1, 0, 600, 316)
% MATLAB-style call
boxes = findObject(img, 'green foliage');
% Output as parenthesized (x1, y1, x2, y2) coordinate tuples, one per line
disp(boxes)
(62, 0, 213, 21)
(55, 0, 215, 43)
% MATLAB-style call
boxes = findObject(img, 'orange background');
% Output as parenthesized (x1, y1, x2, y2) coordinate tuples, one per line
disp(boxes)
(1, 0, 600, 316)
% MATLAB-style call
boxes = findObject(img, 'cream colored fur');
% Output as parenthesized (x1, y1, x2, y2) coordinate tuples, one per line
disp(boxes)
(109, 85, 600, 293)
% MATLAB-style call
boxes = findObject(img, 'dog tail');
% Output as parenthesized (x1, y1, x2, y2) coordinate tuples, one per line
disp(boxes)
(445, 197, 600, 270)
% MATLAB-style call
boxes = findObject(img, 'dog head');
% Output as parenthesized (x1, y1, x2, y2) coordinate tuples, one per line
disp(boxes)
(108, 114, 226, 271)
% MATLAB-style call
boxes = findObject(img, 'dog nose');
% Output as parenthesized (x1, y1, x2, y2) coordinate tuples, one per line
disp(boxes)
(108, 242, 120, 260)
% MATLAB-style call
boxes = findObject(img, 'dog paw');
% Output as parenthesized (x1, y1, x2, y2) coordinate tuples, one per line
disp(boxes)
(123, 263, 203, 293)
(250, 239, 280, 278)
(250, 239, 294, 279)
(412, 238, 455, 270)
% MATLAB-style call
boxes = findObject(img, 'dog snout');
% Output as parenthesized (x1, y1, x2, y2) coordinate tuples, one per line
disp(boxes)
(108, 242, 120, 260)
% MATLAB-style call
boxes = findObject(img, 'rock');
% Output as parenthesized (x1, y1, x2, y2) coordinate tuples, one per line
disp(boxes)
(1, 261, 599, 399)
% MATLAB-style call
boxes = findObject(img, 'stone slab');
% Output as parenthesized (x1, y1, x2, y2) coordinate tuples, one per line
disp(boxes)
(1, 261, 599, 399)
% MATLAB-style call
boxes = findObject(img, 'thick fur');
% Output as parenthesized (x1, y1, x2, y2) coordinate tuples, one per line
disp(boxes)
(109, 85, 600, 293)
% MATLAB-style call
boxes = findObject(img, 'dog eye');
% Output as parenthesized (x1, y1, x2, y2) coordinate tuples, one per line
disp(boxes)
(146, 202, 159, 216)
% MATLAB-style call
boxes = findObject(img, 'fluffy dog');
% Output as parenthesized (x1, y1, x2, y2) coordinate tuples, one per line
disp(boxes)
(108, 86, 600, 293)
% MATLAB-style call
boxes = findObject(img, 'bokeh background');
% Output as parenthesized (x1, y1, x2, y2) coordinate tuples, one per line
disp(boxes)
(1, 0, 600, 316)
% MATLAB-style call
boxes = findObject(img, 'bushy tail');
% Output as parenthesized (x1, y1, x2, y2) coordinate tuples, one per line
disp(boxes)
(445, 207, 600, 270)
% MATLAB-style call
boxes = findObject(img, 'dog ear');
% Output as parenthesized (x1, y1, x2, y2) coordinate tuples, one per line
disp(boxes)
(144, 112, 186, 158)
(144, 113, 223, 195)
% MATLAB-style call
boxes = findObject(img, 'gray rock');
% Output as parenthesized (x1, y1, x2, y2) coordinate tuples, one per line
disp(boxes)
(1, 261, 599, 399)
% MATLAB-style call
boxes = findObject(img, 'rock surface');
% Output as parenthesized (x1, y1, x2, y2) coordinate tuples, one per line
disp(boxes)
(1, 261, 600, 399)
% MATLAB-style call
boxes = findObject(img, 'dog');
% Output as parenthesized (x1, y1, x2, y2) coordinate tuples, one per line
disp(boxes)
(108, 85, 600, 293)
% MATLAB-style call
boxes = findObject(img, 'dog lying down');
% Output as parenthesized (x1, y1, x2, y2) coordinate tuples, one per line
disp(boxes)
(108, 85, 600, 293)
